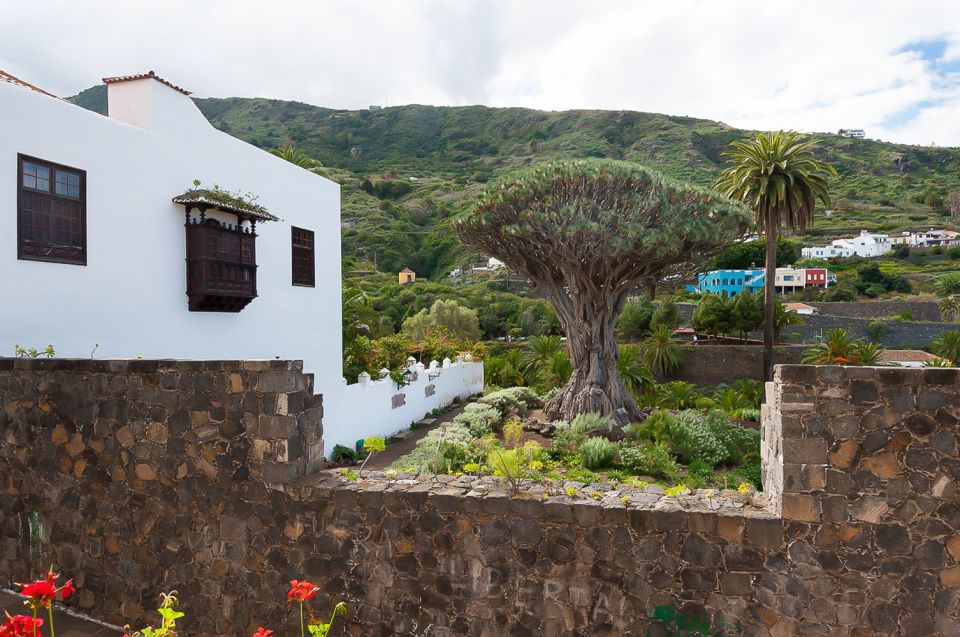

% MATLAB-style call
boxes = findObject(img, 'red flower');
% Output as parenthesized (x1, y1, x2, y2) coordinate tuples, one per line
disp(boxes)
(19, 581, 56, 604)
(19, 570, 76, 608)
(253, 627, 274, 637)
(287, 580, 318, 603)
(60, 580, 75, 601)
(0, 614, 44, 637)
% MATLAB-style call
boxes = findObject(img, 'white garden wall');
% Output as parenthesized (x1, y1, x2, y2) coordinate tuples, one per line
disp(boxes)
(322, 359, 484, 450)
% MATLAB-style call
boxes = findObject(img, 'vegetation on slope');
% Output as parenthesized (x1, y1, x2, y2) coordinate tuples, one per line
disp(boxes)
(69, 84, 960, 281)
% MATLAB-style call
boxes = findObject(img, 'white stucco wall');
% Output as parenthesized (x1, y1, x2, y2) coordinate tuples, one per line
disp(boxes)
(0, 78, 343, 390)
(322, 360, 484, 450)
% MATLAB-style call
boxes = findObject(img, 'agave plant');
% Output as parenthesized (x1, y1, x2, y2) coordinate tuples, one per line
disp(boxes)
(653, 381, 702, 410)
(730, 378, 763, 408)
(939, 296, 960, 322)
(931, 331, 960, 366)
(617, 344, 656, 401)
(713, 387, 752, 414)
(640, 324, 684, 376)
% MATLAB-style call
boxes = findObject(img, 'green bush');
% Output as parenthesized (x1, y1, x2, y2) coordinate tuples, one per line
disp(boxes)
(618, 443, 679, 479)
(479, 387, 537, 417)
(570, 412, 616, 432)
(625, 409, 673, 444)
(391, 424, 477, 473)
(664, 410, 728, 466)
(702, 409, 760, 464)
(580, 437, 618, 470)
(551, 420, 586, 452)
(453, 404, 501, 437)
(866, 319, 888, 342)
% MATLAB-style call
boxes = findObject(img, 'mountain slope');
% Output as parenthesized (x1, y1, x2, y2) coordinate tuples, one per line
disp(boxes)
(70, 85, 960, 278)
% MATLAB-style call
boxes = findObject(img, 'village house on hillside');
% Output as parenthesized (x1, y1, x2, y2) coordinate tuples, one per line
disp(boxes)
(801, 229, 892, 259)
(0, 69, 482, 450)
(695, 266, 834, 296)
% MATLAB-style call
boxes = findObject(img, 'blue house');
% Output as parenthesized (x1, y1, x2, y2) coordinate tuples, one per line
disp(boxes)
(696, 269, 765, 296)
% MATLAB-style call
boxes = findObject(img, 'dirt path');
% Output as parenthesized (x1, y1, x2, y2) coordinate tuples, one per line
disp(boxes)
(362, 403, 467, 470)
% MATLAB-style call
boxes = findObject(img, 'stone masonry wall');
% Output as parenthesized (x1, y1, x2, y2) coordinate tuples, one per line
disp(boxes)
(2, 361, 960, 636)
(662, 345, 806, 385)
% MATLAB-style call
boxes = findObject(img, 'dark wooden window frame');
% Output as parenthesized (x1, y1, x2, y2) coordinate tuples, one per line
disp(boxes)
(291, 226, 315, 287)
(17, 153, 87, 266)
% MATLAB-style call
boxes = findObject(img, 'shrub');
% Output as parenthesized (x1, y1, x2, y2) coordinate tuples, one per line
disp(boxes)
(625, 409, 673, 444)
(935, 273, 960, 297)
(734, 407, 762, 422)
(552, 420, 587, 452)
(866, 319, 888, 342)
(570, 412, 616, 433)
(580, 437, 618, 469)
(486, 440, 543, 491)
(737, 461, 763, 490)
(618, 443, 679, 479)
(330, 444, 359, 462)
(479, 387, 536, 417)
(652, 381, 702, 410)
(663, 411, 728, 467)
(453, 403, 501, 437)
(391, 424, 476, 473)
(702, 410, 760, 464)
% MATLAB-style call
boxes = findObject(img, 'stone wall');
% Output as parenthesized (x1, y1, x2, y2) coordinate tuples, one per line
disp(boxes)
(662, 344, 806, 385)
(2, 361, 960, 636)
(779, 314, 958, 348)
(807, 301, 941, 322)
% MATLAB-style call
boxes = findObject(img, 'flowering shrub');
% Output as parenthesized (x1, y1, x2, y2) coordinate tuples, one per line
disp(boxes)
(0, 614, 44, 637)
(124, 591, 182, 637)
(14, 567, 74, 637)
(282, 580, 345, 637)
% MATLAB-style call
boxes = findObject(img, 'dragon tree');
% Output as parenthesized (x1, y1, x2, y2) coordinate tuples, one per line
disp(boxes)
(457, 160, 751, 423)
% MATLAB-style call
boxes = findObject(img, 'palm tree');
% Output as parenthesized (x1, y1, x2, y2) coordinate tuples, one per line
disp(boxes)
(269, 142, 322, 170)
(715, 132, 836, 380)
(852, 341, 886, 366)
(802, 328, 886, 366)
(774, 300, 805, 343)
(931, 331, 960, 365)
(640, 324, 684, 376)
(939, 296, 960, 322)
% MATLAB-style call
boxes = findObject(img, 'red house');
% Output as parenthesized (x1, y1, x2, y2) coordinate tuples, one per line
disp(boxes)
(805, 268, 828, 287)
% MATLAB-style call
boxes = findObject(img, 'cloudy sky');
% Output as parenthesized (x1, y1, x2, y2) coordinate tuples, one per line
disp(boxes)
(3, 0, 959, 146)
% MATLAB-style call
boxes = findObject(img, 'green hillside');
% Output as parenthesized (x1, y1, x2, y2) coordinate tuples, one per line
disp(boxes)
(70, 84, 960, 279)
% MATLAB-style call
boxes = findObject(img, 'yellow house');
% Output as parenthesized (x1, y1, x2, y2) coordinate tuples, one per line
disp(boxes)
(399, 267, 416, 285)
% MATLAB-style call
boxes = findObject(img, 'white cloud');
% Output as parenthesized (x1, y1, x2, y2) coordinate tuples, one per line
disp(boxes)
(1, 0, 958, 145)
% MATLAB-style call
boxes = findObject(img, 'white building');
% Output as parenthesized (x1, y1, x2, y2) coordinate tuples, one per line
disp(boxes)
(801, 230, 892, 259)
(1, 69, 482, 450)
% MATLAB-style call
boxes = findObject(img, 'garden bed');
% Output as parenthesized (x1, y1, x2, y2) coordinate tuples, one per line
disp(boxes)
(376, 384, 765, 495)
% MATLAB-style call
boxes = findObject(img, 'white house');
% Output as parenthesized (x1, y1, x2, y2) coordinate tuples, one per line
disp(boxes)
(0, 69, 482, 451)
(801, 244, 853, 259)
(801, 230, 892, 259)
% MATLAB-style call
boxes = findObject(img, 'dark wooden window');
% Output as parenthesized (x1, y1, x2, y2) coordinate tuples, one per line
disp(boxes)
(291, 226, 315, 287)
(17, 154, 86, 265)
(185, 214, 258, 312)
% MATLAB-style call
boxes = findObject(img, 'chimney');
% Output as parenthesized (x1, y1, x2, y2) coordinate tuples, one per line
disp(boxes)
(103, 71, 207, 135)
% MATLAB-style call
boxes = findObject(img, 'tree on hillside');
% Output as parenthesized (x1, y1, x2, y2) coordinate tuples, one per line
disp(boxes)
(715, 132, 836, 380)
(457, 160, 750, 422)
(269, 141, 322, 169)
(714, 237, 799, 270)
(401, 299, 482, 342)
